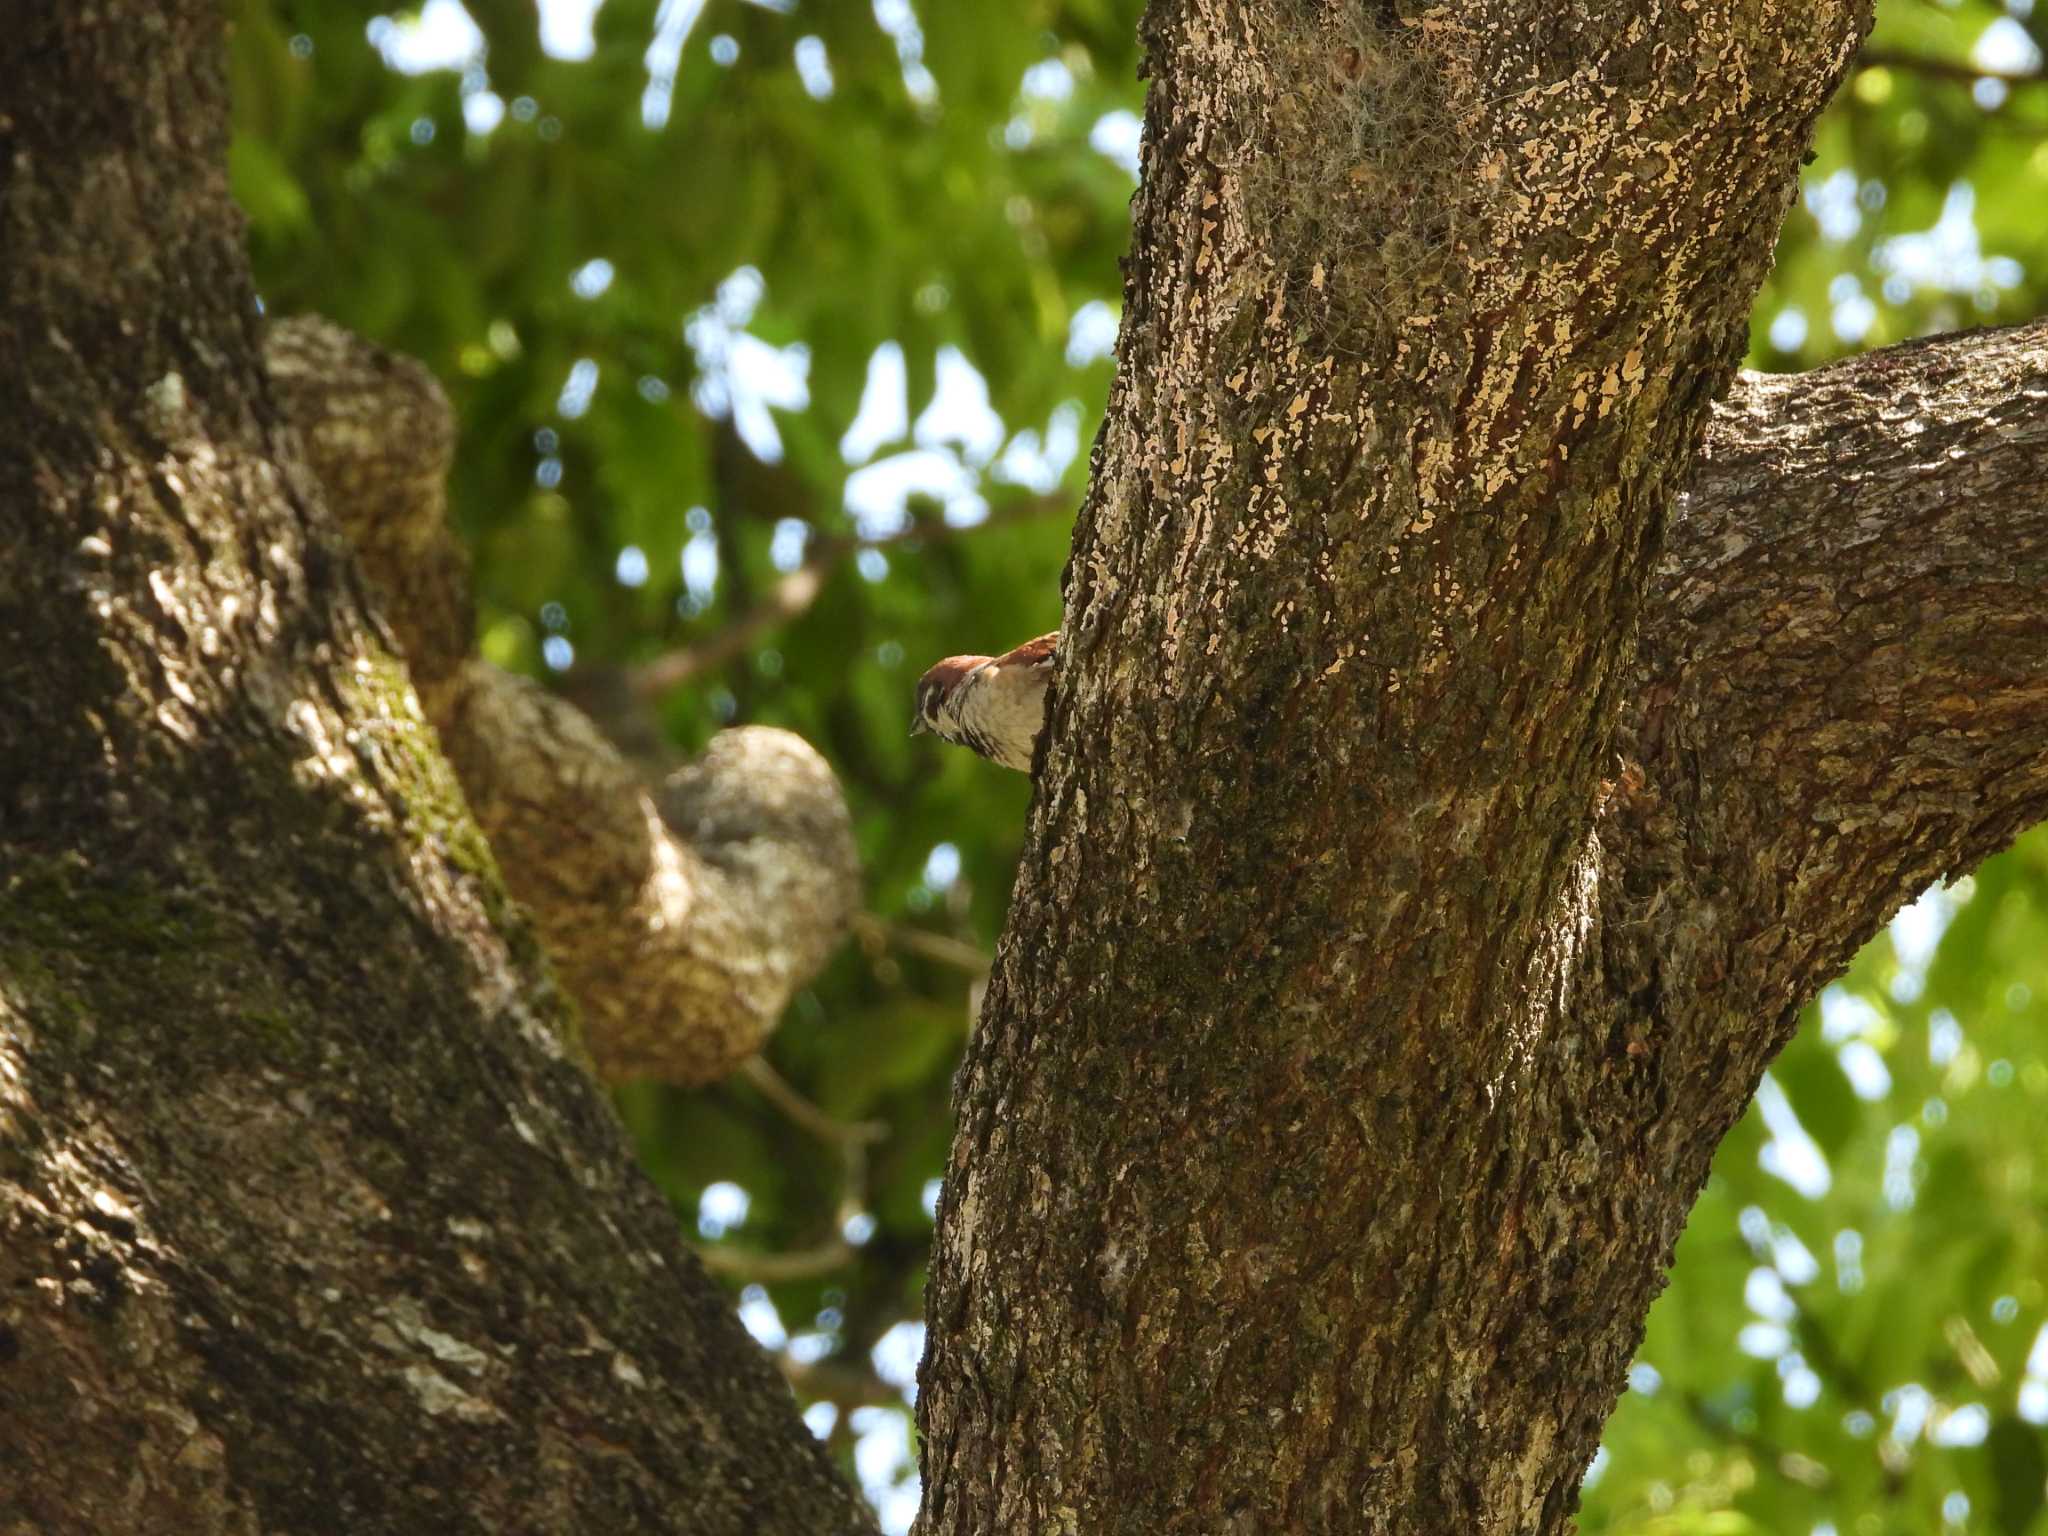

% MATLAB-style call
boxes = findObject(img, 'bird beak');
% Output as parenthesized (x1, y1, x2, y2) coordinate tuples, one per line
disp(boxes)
(909, 718, 929, 738)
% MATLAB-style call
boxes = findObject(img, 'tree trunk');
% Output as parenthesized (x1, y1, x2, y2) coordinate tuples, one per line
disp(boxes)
(0, 10, 868, 1533)
(918, 4, 2044, 1533)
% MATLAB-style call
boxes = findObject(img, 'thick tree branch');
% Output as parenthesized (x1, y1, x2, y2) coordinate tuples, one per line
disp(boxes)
(1602, 317, 2048, 1084)
(1685, 319, 2048, 882)
(264, 317, 859, 1084)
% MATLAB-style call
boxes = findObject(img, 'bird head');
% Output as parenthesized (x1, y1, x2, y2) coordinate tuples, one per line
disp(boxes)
(910, 635, 1056, 772)
(912, 655, 990, 738)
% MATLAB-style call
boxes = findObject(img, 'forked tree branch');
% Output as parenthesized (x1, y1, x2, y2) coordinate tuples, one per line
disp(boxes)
(1611, 318, 2048, 1046)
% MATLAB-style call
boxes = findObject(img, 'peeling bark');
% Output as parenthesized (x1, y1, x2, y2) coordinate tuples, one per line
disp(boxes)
(0, 9, 869, 1533)
(263, 317, 861, 1084)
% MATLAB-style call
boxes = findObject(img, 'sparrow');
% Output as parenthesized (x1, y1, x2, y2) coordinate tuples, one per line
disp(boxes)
(911, 633, 1056, 772)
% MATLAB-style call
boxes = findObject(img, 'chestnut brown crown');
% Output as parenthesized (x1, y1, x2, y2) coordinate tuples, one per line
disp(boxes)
(911, 634, 1056, 773)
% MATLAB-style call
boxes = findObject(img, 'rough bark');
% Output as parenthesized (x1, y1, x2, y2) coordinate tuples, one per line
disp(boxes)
(4, 1, 2042, 1532)
(0, 10, 869, 1533)
(263, 318, 861, 1085)
(1639, 321, 2048, 986)
(911, 7, 2031, 1536)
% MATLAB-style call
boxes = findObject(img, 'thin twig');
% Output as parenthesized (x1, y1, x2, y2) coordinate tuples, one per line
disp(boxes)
(697, 1059, 882, 1284)
(694, 1238, 859, 1281)
(1856, 48, 2048, 88)
(852, 911, 991, 975)
(633, 560, 831, 699)
(739, 1056, 886, 1147)
(777, 1354, 908, 1411)
(626, 493, 1067, 702)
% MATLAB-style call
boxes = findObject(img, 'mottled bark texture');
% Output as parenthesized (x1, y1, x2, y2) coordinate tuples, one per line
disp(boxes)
(263, 318, 861, 1085)
(0, 10, 870, 1535)
(914, 5, 2042, 1536)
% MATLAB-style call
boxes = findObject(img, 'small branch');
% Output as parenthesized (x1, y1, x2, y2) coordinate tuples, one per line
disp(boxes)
(639, 560, 829, 697)
(710, 1059, 883, 1285)
(1674, 1392, 1832, 1491)
(694, 1238, 860, 1282)
(625, 494, 1067, 702)
(851, 912, 991, 975)
(739, 1057, 886, 1147)
(1856, 48, 2048, 88)
(778, 1355, 907, 1411)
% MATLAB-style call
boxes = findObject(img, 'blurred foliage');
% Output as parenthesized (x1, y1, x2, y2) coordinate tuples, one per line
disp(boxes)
(1585, 828, 2048, 1536)
(229, 0, 2048, 1524)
